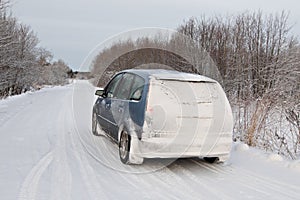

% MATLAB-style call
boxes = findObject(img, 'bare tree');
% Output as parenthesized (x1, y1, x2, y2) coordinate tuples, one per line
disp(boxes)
(177, 11, 300, 158)
(0, 0, 71, 97)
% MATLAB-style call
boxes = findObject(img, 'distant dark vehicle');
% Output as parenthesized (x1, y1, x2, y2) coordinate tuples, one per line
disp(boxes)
(92, 69, 233, 164)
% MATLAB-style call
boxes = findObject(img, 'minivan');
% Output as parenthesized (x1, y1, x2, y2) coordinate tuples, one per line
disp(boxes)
(92, 69, 233, 164)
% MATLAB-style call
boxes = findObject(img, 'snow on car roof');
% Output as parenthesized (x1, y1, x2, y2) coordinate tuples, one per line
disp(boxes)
(152, 72, 216, 82)
(123, 69, 217, 82)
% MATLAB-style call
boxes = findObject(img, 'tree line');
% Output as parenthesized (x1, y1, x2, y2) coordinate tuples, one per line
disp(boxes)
(178, 11, 299, 158)
(0, 0, 73, 97)
(91, 11, 300, 158)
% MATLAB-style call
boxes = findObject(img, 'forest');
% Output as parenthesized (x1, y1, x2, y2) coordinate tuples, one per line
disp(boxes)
(0, 0, 73, 97)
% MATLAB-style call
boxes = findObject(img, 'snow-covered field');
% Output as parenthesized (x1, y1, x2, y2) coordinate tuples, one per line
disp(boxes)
(0, 80, 300, 200)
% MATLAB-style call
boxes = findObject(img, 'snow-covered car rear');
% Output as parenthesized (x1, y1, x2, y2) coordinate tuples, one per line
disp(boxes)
(92, 69, 233, 164)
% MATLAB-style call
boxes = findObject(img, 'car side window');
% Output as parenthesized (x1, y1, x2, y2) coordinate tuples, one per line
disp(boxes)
(105, 73, 123, 98)
(115, 73, 135, 100)
(129, 75, 145, 101)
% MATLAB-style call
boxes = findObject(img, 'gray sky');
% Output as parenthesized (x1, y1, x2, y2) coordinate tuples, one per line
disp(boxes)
(12, 0, 300, 71)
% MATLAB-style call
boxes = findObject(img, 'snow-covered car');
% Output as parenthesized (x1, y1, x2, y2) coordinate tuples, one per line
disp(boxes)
(92, 69, 233, 164)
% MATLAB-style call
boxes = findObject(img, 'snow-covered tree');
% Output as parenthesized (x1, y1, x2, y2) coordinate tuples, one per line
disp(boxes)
(178, 11, 300, 158)
(0, 0, 72, 97)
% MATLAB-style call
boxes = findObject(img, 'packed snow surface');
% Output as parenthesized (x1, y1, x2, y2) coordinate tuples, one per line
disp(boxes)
(0, 80, 299, 200)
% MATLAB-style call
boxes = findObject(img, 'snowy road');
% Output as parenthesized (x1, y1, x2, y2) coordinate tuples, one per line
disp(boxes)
(0, 81, 300, 200)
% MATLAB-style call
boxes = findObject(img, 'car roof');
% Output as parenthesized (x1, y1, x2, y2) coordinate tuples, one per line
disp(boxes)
(121, 69, 217, 83)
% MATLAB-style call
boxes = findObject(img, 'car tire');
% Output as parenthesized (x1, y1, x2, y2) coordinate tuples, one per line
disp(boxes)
(92, 111, 99, 136)
(119, 131, 131, 164)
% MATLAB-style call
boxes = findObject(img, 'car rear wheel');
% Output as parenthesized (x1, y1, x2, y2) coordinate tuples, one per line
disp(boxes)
(119, 131, 131, 164)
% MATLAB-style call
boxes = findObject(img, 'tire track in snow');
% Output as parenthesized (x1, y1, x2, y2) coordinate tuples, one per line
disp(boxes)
(153, 165, 203, 199)
(18, 91, 73, 200)
(82, 129, 197, 199)
(74, 119, 191, 199)
(69, 110, 110, 200)
(190, 160, 272, 197)
(86, 133, 181, 199)
(167, 160, 233, 200)
(228, 164, 300, 192)
(210, 162, 300, 199)
(69, 129, 110, 199)
(18, 151, 53, 200)
(191, 159, 298, 199)
(73, 128, 148, 199)
(49, 97, 72, 200)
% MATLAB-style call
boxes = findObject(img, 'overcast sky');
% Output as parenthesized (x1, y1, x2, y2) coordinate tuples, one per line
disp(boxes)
(12, 0, 300, 71)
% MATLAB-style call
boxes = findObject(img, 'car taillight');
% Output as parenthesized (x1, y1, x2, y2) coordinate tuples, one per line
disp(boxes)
(147, 105, 153, 112)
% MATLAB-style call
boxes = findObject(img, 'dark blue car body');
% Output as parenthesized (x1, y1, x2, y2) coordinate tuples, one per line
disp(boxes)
(92, 69, 151, 141)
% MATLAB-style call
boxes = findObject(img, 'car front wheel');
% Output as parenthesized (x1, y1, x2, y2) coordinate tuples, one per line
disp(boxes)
(92, 111, 99, 136)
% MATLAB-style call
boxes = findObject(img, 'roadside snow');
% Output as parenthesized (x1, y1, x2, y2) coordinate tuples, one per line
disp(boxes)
(233, 143, 249, 152)
(0, 80, 299, 200)
(267, 154, 284, 162)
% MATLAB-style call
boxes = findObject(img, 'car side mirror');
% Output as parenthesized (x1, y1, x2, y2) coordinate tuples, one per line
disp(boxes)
(95, 89, 104, 97)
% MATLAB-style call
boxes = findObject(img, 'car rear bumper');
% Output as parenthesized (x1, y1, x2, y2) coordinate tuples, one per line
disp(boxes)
(134, 133, 232, 160)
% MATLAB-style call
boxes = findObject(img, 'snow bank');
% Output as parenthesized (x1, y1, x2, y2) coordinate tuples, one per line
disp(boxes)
(286, 160, 300, 172)
(267, 153, 283, 162)
(231, 142, 300, 175)
(233, 142, 249, 152)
